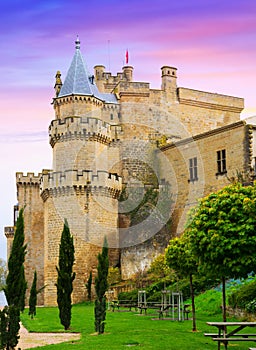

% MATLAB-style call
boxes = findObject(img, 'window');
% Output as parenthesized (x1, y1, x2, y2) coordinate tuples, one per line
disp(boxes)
(216, 149, 227, 175)
(189, 157, 198, 182)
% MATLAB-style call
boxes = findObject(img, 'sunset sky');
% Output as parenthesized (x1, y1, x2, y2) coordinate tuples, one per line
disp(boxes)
(0, 0, 256, 260)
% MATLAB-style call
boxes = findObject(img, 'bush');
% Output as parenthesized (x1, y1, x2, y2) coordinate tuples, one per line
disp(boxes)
(118, 290, 138, 302)
(147, 291, 162, 302)
(228, 280, 256, 311)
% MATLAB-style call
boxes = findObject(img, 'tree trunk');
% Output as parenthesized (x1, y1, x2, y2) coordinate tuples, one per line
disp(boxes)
(222, 276, 227, 322)
(189, 273, 197, 332)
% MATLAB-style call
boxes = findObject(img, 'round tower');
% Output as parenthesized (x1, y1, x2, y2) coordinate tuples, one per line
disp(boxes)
(41, 38, 122, 306)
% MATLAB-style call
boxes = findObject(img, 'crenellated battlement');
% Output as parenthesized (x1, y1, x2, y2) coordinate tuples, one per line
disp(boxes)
(16, 172, 42, 185)
(4, 226, 15, 238)
(53, 94, 104, 107)
(49, 116, 113, 147)
(40, 169, 122, 200)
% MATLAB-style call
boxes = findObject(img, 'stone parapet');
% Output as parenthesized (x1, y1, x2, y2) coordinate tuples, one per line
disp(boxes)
(118, 82, 150, 97)
(178, 87, 244, 112)
(40, 169, 122, 200)
(16, 172, 42, 184)
(49, 116, 113, 147)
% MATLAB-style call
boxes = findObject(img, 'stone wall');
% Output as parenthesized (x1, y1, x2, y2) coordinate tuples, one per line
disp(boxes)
(161, 121, 251, 234)
(15, 172, 45, 305)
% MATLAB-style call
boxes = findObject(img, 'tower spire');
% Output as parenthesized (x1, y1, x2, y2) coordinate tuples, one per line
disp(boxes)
(75, 35, 80, 50)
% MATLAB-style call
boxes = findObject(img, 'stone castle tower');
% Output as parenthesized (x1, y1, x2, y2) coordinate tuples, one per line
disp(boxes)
(5, 37, 246, 306)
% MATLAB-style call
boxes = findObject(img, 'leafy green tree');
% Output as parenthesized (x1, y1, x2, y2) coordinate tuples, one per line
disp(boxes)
(165, 236, 198, 331)
(94, 237, 109, 334)
(148, 253, 173, 282)
(85, 271, 92, 301)
(4, 208, 27, 311)
(186, 182, 256, 321)
(0, 305, 20, 350)
(28, 271, 37, 319)
(56, 219, 76, 330)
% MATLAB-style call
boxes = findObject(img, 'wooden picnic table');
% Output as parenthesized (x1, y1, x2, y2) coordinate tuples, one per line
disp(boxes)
(205, 321, 256, 350)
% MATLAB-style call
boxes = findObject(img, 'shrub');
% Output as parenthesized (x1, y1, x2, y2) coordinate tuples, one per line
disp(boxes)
(118, 290, 138, 302)
(228, 280, 256, 311)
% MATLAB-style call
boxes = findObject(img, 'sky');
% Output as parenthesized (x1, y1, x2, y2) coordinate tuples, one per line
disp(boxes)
(0, 0, 256, 261)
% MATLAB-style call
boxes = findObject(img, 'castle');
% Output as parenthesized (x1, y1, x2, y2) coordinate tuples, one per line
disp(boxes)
(5, 37, 256, 306)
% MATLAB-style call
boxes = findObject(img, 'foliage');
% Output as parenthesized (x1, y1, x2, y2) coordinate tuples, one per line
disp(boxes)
(0, 259, 6, 291)
(186, 183, 256, 279)
(85, 271, 92, 301)
(94, 237, 109, 334)
(228, 280, 256, 312)
(186, 182, 256, 321)
(107, 267, 121, 286)
(0, 305, 20, 349)
(4, 208, 27, 311)
(169, 276, 220, 301)
(118, 289, 138, 302)
(165, 237, 198, 277)
(56, 219, 76, 330)
(117, 273, 219, 304)
(147, 254, 173, 281)
(28, 271, 37, 319)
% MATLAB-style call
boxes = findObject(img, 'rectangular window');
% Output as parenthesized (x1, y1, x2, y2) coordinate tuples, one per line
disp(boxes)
(189, 157, 198, 182)
(217, 149, 227, 175)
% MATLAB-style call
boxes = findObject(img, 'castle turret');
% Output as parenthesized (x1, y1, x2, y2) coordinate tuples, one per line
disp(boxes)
(94, 65, 106, 91)
(161, 66, 177, 101)
(41, 37, 122, 305)
(122, 65, 133, 82)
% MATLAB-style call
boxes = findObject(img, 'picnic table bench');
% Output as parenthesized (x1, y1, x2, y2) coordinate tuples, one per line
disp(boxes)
(205, 321, 256, 349)
(110, 300, 137, 312)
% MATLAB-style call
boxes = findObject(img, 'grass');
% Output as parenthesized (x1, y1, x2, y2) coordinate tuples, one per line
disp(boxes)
(20, 293, 256, 350)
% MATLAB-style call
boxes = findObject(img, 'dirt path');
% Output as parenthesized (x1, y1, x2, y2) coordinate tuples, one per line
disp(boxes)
(17, 323, 81, 349)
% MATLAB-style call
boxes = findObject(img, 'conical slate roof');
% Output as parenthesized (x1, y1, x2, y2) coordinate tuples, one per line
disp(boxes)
(58, 37, 117, 104)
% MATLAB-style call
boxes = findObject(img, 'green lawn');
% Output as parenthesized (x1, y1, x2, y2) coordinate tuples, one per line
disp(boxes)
(20, 302, 256, 350)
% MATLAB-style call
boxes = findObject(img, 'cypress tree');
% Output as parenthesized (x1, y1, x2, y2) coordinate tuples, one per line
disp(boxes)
(94, 237, 109, 334)
(4, 207, 27, 311)
(56, 219, 76, 330)
(0, 305, 20, 350)
(85, 271, 92, 301)
(28, 271, 37, 319)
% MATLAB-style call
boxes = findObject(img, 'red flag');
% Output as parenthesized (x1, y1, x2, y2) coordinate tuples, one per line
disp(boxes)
(125, 49, 129, 64)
